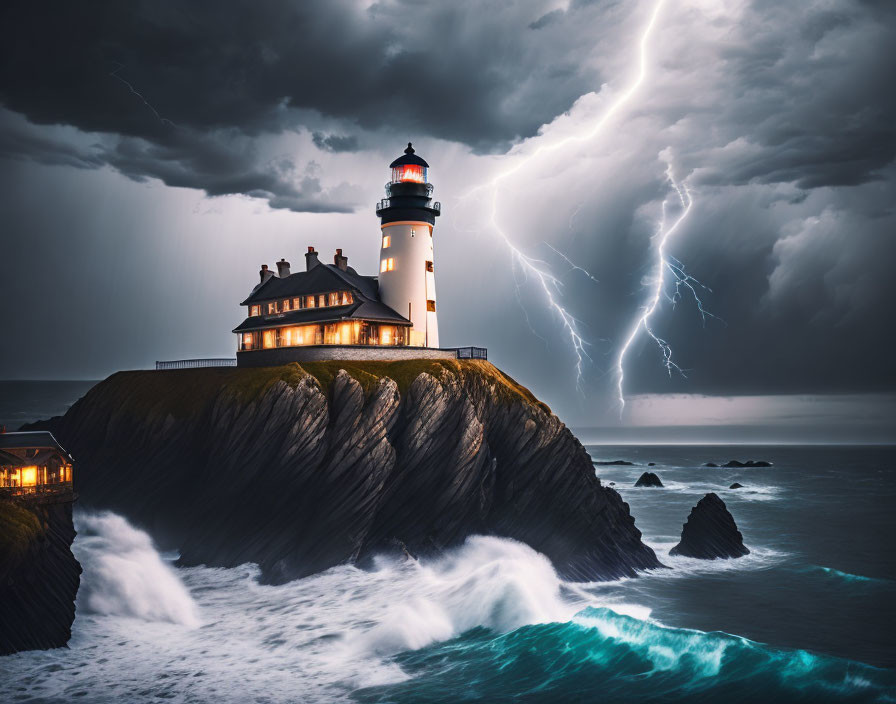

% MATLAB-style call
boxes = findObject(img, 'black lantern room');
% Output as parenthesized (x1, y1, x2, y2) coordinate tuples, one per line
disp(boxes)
(375, 143, 441, 226)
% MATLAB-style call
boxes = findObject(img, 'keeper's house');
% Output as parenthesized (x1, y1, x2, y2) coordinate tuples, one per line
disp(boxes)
(234, 143, 483, 367)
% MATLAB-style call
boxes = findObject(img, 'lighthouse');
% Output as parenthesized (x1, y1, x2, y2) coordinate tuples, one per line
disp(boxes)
(375, 143, 441, 348)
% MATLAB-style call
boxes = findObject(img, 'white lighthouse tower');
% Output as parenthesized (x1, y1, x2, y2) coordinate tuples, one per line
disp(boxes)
(375, 143, 441, 348)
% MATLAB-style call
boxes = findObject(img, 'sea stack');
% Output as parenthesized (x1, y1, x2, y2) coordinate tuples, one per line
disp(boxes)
(634, 472, 663, 487)
(670, 493, 749, 559)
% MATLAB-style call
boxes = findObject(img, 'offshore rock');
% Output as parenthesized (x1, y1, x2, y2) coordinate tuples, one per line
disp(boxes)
(670, 493, 750, 559)
(729, 482, 744, 489)
(722, 460, 772, 468)
(0, 500, 81, 654)
(593, 460, 634, 466)
(32, 360, 659, 584)
(634, 472, 663, 488)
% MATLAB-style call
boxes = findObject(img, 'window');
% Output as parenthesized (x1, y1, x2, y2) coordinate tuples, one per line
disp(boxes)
(243, 333, 254, 350)
(382, 235, 391, 248)
(267, 302, 278, 314)
(425, 261, 434, 272)
(341, 291, 353, 305)
(318, 294, 326, 307)
(263, 331, 275, 349)
(427, 299, 436, 312)
(328, 292, 339, 306)
(306, 295, 316, 308)
(250, 305, 261, 317)
(282, 299, 291, 312)
(380, 257, 395, 272)
(293, 297, 303, 310)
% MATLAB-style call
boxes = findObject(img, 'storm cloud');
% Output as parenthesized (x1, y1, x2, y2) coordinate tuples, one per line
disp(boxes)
(0, 0, 894, 429)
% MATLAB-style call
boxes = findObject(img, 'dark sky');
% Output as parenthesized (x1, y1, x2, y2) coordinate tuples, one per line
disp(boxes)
(1, 0, 894, 435)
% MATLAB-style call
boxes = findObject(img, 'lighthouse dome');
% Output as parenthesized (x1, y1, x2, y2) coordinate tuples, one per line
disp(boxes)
(389, 142, 429, 168)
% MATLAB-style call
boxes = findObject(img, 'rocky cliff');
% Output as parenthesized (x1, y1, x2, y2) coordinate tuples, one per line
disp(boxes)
(0, 499, 81, 654)
(36, 360, 659, 583)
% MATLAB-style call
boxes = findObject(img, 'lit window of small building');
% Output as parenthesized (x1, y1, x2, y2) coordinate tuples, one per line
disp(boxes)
(382, 235, 391, 248)
(427, 299, 436, 312)
(250, 305, 261, 317)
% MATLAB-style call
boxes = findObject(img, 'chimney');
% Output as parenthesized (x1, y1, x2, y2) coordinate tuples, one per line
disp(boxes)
(334, 248, 348, 271)
(276, 258, 291, 277)
(259, 264, 274, 284)
(305, 246, 320, 271)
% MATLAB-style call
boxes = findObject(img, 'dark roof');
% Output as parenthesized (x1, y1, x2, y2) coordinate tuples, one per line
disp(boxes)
(233, 301, 410, 332)
(389, 142, 429, 169)
(0, 431, 72, 459)
(0, 449, 26, 467)
(237, 259, 411, 333)
(241, 263, 379, 306)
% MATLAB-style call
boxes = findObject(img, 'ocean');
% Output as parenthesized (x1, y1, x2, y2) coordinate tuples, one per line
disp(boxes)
(0, 381, 894, 703)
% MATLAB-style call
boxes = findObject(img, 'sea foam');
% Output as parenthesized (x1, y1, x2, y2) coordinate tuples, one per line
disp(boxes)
(74, 511, 201, 627)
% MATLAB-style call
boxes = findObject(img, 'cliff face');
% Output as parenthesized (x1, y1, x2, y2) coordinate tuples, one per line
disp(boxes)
(0, 499, 81, 654)
(39, 360, 659, 583)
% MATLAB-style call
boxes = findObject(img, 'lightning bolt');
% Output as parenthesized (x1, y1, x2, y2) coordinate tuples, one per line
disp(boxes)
(614, 158, 722, 413)
(466, 0, 667, 390)
(109, 63, 177, 128)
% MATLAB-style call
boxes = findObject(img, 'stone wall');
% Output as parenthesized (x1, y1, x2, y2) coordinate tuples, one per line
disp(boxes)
(237, 345, 457, 367)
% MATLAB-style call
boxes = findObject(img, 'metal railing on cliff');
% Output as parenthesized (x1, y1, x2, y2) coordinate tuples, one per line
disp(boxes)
(155, 358, 237, 370)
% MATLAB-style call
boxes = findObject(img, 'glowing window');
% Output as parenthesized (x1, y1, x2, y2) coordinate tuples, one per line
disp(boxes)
(382, 235, 391, 248)
(293, 297, 303, 310)
(21, 466, 37, 487)
(341, 291, 353, 305)
(328, 292, 339, 306)
(427, 299, 436, 312)
(306, 295, 316, 308)
(318, 294, 326, 307)
(267, 302, 278, 314)
(250, 305, 261, 317)
(425, 261, 433, 272)
(381, 258, 395, 272)
(243, 333, 254, 350)
(282, 299, 291, 312)
(387, 258, 394, 271)
(263, 331, 275, 349)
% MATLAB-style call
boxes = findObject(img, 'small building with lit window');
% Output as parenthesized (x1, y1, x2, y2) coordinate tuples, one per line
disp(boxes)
(0, 431, 74, 498)
(234, 143, 467, 367)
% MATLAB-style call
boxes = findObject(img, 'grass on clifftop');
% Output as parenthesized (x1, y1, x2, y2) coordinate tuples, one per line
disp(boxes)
(96, 359, 548, 417)
(0, 501, 43, 566)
